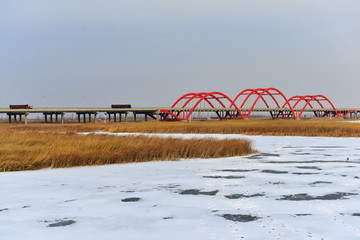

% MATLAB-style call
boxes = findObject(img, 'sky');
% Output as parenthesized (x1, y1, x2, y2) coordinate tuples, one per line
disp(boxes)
(1, 0, 360, 108)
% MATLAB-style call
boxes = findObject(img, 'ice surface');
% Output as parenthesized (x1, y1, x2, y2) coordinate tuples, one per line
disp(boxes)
(1, 133, 360, 240)
(347, 120, 360, 123)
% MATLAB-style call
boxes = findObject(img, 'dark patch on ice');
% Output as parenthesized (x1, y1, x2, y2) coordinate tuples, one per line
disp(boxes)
(354, 176, 360, 179)
(294, 214, 312, 216)
(261, 170, 288, 174)
(310, 181, 332, 185)
(179, 189, 218, 196)
(292, 172, 319, 175)
(324, 154, 333, 157)
(22, 206, 30, 208)
(265, 160, 360, 164)
(219, 169, 258, 173)
(296, 166, 322, 170)
(246, 156, 262, 160)
(246, 153, 280, 159)
(47, 220, 76, 227)
(291, 152, 311, 155)
(311, 146, 345, 149)
(352, 213, 360, 216)
(163, 217, 174, 220)
(97, 185, 116, 190)
(212, 210, 219, 213)
(39, 220, 51, 223)
(64, 199, 76, 203)
(162, 184, 180, 189)
(261, 153, 280, 157)
(0, 208, 9, 212)
(154, 184, 181, 190)
(121, 197, 141, 202)
(121, 190, 136, 193)
(203, 175, 246, 179)
(225, 193, 265, 199)
(268, 181, 285, 185)
(220, 214, 260, 222)
(346, 166, 356, 168)
(278, 192, 358, 201)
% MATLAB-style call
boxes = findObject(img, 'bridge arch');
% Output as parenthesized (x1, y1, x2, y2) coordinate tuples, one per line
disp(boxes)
(160, 88, 355, 121)
(231, 88, 292, 119)
(284, 95, 339, 118)
(162, 92, 239, 121)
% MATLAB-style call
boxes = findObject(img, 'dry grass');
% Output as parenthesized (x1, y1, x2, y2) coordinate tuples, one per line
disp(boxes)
(1, 118, 359, 171)
(105, 119, 360, 137)
(1, 119, 360, 137)
(0, 129, 255, 172)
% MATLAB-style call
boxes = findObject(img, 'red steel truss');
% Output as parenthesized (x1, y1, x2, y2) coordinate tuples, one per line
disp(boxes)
(159, 88, 355, 121)
(230, 88, 291, 119)
(283, 95, 355, 119)
(161, 92, 240, 121)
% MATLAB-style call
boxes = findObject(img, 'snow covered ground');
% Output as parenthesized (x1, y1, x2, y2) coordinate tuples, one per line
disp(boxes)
(347, 120, 360, 123)
(1, 133, 360, 240)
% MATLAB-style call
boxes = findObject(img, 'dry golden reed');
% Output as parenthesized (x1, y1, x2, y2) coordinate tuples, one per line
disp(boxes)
(1, 118, 359, 171)
(106, 119, 360, 137)
(3, 119, 360, 137)
(0, 129, 255, 172)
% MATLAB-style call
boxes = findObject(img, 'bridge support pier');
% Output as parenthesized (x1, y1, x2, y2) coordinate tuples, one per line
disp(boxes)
(135, 112, 157, 122)
(7, 113, 29, 124)
(106, 112, 128, 122)
(44, 112, 65, 124)
(348, 112, 357, 119)
(76, 112, 98, 123)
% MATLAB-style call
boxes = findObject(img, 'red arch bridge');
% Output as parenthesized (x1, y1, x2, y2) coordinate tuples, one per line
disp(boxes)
(1, 87, 359, 124)
(159, 88, 359, 121)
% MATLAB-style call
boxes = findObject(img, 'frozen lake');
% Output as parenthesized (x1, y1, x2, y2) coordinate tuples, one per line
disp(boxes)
(1, 133, 360, 240)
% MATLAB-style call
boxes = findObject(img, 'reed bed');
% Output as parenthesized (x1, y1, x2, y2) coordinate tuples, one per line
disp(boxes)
(106, 119, 360, 137)
(0, 130, 255, 172)
(1, 119, 360, 137)
(1, 119, 358, 171)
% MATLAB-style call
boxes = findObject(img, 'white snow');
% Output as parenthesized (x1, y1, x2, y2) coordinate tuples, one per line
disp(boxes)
(347, 120, 360, 123)
(1, 133, 360, 240)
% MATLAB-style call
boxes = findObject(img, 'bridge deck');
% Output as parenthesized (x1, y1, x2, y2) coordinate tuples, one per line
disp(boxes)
(0, 107, 358, 114)
(0, 108, 159, 114)
(0, 107, 359, 124)
(161, 108, 359, 112)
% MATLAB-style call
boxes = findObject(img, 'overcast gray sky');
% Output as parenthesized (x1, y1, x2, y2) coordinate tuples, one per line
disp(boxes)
(1, 0, 359, 108)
